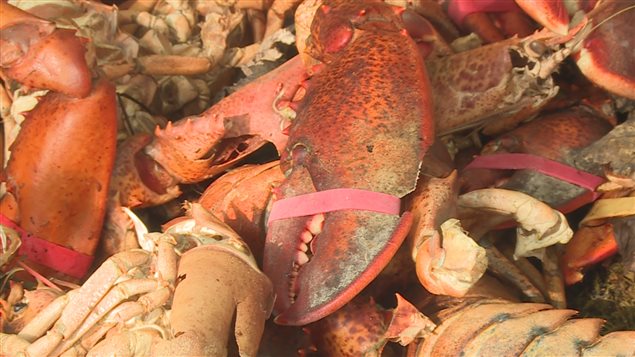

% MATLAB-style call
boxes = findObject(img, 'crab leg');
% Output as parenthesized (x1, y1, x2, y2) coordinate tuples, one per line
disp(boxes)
(50, 278, 159, 355)
(0, 333, 30, 355)
(16, 250, 152, 356)
(457, 188, 573, 260)
(52, 234, 178, 354)
(542, 246, 566, 308)
(57, 287, 171, 356)
(480, 238, 545, 303)
(18, 291, 75, 342)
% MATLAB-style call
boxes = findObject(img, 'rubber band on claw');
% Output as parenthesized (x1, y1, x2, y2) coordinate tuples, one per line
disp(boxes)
(0, 214, 94, 278)
(267, 188, 401, 224)
(465, 153, 605, 191)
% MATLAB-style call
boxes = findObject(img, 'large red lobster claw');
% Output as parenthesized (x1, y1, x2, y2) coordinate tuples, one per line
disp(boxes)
(264, 0, 434, 326)
(1, 79, 117, 278)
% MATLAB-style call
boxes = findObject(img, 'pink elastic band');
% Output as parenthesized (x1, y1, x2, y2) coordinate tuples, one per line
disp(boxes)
(268, 188, 401, 224)
(465, 153, 606, 224)
(448, 0, 521, 26)
(464, 153, 605, 192)
(1, 214, 94, 279)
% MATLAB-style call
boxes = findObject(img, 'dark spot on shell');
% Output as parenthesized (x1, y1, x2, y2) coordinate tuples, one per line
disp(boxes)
(492, 313, 511, 323)
(13, 302, 27, 313)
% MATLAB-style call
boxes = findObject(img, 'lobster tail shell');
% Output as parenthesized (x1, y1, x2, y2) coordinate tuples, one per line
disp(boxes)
(413, 298, 635, 356)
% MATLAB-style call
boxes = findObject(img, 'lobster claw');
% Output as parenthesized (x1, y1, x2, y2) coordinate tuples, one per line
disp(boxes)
(514, 0, 570, 35)
(0, 2, 92, 98)
(263, 0, 434, 326)
(1, 79, 117, 278)
(265, 167, 414, 326)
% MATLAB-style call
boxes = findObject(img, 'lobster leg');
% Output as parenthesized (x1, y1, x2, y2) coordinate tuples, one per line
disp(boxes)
(109, 55, 306, 210)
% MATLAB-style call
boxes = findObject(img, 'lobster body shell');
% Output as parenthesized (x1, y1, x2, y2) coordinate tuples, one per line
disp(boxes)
(264, 0, 434, 326)
(428, 35, 560, 136)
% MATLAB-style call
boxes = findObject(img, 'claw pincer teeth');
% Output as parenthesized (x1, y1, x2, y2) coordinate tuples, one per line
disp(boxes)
(299, 238, 310, 249)
(288, 213, 325, 302)
(307, 214, 325, 235)
(297, 213, 324, 254)
(296, 250, 310, 265)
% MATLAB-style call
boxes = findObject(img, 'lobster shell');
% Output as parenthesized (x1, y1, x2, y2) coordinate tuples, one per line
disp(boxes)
(1, 79, 117, 274)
